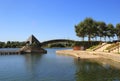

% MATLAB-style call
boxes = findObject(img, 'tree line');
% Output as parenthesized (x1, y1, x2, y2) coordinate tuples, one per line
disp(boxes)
(75, 18, 120, 42)
(0, 41, 26, 48)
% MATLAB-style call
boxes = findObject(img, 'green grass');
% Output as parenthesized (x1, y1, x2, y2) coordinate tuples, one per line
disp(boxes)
(87, 45, 99, 50)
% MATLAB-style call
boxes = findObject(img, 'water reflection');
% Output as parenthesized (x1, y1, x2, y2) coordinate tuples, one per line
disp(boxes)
(74, 59, 120, 81)
(1, 48, 120, 81)
(24, 54, 43, 72)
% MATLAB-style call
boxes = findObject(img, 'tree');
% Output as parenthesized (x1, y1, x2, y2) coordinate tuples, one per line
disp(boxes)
(96, 22, 105, 41)
(6, 41, 11, 47)
(75, 18, 118, 42)
(75, 22, 86, 41)
(116, 23, 120, 40)
(91, 21, 98, 41)
(107, 24, 115, 41)
(0, 42, 5, 48)
(83, 18, 96, 42)
(75, 18, 96, 42)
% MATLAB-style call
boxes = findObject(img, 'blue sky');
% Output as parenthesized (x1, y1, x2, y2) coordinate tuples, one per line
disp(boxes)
(0, 0, 120, 42)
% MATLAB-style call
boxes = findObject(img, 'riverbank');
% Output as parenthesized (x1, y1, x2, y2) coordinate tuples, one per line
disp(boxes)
(56, 50, 120, 63)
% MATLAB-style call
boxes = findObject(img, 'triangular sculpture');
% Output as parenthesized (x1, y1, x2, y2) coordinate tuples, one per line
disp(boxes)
(20, 35, 47, 54)
(26, 35, 41, 47)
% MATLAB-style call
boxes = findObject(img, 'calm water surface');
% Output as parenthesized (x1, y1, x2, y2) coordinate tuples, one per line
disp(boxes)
(0, 48, 120, 81)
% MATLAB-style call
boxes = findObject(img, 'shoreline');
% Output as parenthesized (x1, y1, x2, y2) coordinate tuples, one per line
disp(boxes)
(56, 49, 120, 63)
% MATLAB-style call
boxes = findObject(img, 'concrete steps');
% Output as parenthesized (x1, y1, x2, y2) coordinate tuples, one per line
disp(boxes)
(94, 43, 111, 52)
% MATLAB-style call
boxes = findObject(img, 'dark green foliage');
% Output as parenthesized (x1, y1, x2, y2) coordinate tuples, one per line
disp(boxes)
(116, 23, 120, 40)
(75, 18, 97, 42)
(0, 42, 5, 48)
(96, 22, 107, 41)
(107, 24, 115, 41)
(0, 41, 26, 48)
(75, 17, 119, 42)
(73, 41, 100, 49)
(49, 43, 65, 48)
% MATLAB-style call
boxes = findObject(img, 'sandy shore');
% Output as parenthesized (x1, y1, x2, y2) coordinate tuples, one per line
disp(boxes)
(56, 49, 120, 62)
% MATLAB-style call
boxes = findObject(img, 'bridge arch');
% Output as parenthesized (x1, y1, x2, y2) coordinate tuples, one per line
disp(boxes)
(41, 39, 75, 47)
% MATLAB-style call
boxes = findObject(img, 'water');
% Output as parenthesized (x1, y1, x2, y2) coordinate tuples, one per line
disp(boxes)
(0, 48, 120, 81)
(0, 48, 20, 52)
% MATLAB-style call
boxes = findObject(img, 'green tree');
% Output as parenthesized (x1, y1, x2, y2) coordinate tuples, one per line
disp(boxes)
(116, 23, 120, 40)
(6, 41, 11, 47)
(75, 22, 86, 41)
(107, 24, 115, 41)
(75, 18, 119, 42)
(75, 18, 96, 42)
(91, 21, 98, 41)
(0, 42, 5, 48)
(83, 18, 96, 42)
(96, 22, 105, 41)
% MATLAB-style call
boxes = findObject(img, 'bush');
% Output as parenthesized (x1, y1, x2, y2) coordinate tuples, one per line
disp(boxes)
(72, 41, 100, 49)
(49, 43, 65, 48)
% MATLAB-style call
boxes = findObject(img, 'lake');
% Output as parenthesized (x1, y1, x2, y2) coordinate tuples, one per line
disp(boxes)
(0, 48, 120, 81)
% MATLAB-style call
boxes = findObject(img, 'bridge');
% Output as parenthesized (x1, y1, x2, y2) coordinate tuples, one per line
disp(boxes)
(41, 39, 75, 47)
(0, 35, 75, 55)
